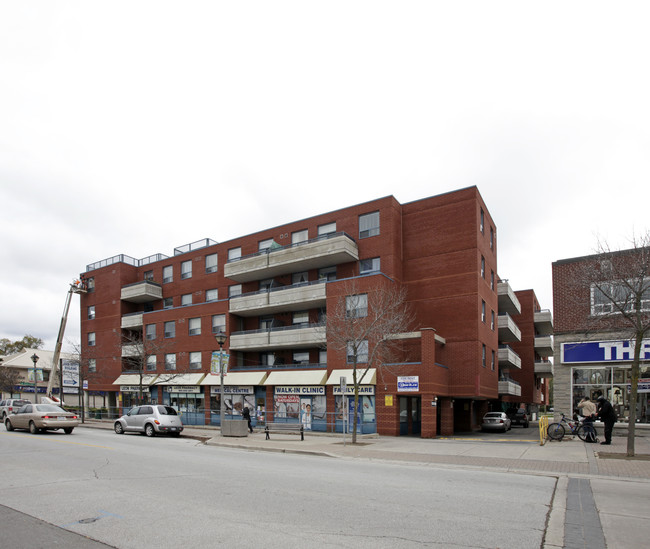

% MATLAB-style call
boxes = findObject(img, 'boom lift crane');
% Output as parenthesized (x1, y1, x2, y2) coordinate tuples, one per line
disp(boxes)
(45, 279, 87, 401)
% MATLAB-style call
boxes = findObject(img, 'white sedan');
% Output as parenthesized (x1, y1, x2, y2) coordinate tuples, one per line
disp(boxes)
(4, 404, 79, 434)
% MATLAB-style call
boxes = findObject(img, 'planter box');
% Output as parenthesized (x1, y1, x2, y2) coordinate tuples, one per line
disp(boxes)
(221, 419, 249, 437)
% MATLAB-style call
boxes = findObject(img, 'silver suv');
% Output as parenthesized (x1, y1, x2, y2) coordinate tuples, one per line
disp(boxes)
(0, 399, 32, 420)
(114, 405, 183, 437)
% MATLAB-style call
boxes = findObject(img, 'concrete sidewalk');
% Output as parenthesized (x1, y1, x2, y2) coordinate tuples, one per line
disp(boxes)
(84, 420, 650, 548)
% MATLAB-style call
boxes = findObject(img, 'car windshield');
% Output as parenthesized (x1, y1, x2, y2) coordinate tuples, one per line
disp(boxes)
(156, 406, 178, 416)
(34, 405, 65, 413)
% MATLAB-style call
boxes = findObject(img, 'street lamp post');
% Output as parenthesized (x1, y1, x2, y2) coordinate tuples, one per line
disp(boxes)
(30, 354, 39, 403)
(214, 332, 228, 435)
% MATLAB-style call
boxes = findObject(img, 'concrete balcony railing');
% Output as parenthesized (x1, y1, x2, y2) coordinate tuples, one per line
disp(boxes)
(534, 309, 554, 336)
(534, 336, 554, 357)
(121, 313, 144, 330)
(498, 345, 522, 369)
(229, 281, 327, 317)
(534, 360, 553, 378)
(498, 380, 522, 396)
(121, 281, 163, 303)
(229, 324, 326, 352)
(497, 280, 521, 316)
(224, 232, 358, 283)
(498, 313, 522, 342)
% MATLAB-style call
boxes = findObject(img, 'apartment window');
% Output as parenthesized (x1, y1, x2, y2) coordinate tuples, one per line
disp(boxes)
(482, 344, 487, 368)
(165, 354, 176, 370)
(86, 277, 95, 293)
(318, 266, 336, 281)
(163, 297, 173, 309)
(480, 208, 485, 234)
(144, 270, 154, 281)
(319, 350, 327, 365)
(346, 294, 368, 318)
(189, 317, 201, 336)
(146, 355, 156, 371)
(591, 280, 650, 315)
(481, 256, 485, 279)
(163, 265, 173, 283)
(293, 311, 309, 326)
(347, 340, 368, 363)
(491, 270, 495, 291)
(205, 253, 218, 273)
(88, 332, 96, 346)
(260, 279, 274, 292)
(258, 238, 274, 251)
(261, 352, 275, 366)
(292, 272, 308, 286)
(146, 324, 156, 340)
(228, 247, 241, 261)
(181, 293, 192, 306)
(481, 300, 486, 323)
(189, 352, 202, 370)
(88, 358, 96, 373)
(229, 284, 242, 298)
(359, 211, 380, 238)
(292, 229, 308, 246)
(212, 314, 226, 334)
(318, 222, 336, 236)
(491, 350, 496, 371)
(205, 288, 218, 302)
(360, 257, 380, 274)
(260, 317, 274, 330)
(181, 260, 192, 280)
(293, 351, 309, 365)
(490, 227, 494, 249)
(164, 321, 175, 338)
(491, 310, 495, 330)
(88, 306, 95, 320)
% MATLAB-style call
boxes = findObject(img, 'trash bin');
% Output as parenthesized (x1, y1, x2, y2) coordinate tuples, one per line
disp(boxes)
(221, 419, 249, 437)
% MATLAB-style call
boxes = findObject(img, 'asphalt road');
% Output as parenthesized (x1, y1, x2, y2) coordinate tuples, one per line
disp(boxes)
(1, 426, 555, 548)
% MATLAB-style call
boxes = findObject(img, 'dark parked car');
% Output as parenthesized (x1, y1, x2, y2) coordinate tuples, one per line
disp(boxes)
(507, 408, 530, 428)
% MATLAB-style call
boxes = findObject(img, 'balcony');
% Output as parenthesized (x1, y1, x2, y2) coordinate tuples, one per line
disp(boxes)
(121, 344, 142, 358)
(121, 281, 163, 303)
(497, 280, 521, 316)
(534, 336, 554, 357)
(498, 313, 521, 342)
(230, 281, 327, 317)
(224, 232, 358, 283)
(121, 312, 143, 330)
(534, 309, 554, 336)
(498, 380, 521, 396)
(534, 360, 553, 378)
(498, 345, 522, 369)
(229, 324, 326, 351)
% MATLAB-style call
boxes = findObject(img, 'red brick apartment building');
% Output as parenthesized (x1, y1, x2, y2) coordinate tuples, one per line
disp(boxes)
(79, 186, 551, 437)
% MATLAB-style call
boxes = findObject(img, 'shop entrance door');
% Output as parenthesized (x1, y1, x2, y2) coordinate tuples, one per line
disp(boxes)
(399, 396, 421, 436)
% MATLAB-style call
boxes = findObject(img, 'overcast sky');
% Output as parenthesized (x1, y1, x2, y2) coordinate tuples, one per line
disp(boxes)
(1, 1, 648, 353)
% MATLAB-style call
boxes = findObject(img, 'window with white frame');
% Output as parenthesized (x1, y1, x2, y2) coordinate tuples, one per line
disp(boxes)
(205, 288, 218, 302)
(481, 300, 486, 323)
(88, 306, 95, 320)
(165, 353, 176, 370)
(346, 294, 368, 318)
(212, 314, 226, 333)
(88, 358, 96, 373)
(181, 260, 192, 279)
(181, 294, 192, 306)
(482, 344, 487, 367)
(318, 222, 336, 236)
(347, 340, 368, 363)
(86, 277, 95, 292)
(164, 321, 175, 338)
(144, 270, 154, 281)
(591, 280, 650, 315)
(258, 238, 274, 251)
(491, 310, 495, 330)
(293, 351, 309, 365)
(229, 284, 242, 298)
(490, 227, 494, 249)
(189, 317, 201, 336)
(261, 352, 275, 366)
(88, 332, 96, 346)
(318, 266, 337, 281)
(189, 352, 202, 370)
(205, 253, 218, 273)
(292, 272, 308, 285)
(481, 256, 485, 278)
(480, 208, 485, 233)
(228, 247, 241, 261)
(163, 265, 173, 283)
(146, 324, 156, 340)
(359, 212, 380, 238)
(360, 257, 380, 274)
(163, 297, 173, 309)
(491, 350, 496, 370)
(491, 270, 495, 290)
(293, 311, 309, 325)
(292, 229, 308, 245)
(319, 350, 327, 365)
(146, 355, 156, 371)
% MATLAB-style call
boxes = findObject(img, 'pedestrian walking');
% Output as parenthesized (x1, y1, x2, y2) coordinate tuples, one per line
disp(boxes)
(596, 396, 617, 445)
(242, 405, 253, 433)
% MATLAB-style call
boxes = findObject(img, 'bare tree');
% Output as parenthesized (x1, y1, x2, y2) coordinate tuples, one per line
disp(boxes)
(324, 279, 414, 443)
(571, 233, 650, 457)
(0, 362, 21, 396)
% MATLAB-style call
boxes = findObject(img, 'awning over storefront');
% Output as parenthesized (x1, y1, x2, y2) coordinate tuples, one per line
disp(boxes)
(157, 373, 206, 385)
(112, 374, 159, 386)
(264, 370, 328, 386)
(326, 369, 377, 385)
(200, 371, 268, 386)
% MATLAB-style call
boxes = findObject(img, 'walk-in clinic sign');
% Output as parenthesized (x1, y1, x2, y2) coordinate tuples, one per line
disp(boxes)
(397, 376, 419, 392)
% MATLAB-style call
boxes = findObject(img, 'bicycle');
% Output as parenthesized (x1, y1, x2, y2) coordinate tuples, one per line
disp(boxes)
(546, 413, 596, 441)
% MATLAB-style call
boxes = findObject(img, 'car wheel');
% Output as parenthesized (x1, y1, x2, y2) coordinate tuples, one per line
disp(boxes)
(5, 419, 13, 431)
(29, 421, 39, 434)
(144, 423, 156, 437)
(114, 422, 124, 435)
(63, 428, 74, 434)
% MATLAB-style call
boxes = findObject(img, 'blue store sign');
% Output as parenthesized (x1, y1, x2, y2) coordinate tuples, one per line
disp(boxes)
(562, 340, 650, 364)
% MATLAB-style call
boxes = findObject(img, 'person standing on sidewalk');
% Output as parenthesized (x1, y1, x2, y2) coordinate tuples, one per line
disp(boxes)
(597, 396, 617, 445)
(578, 396, 597, 439)
(242, 405, 253, 434)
